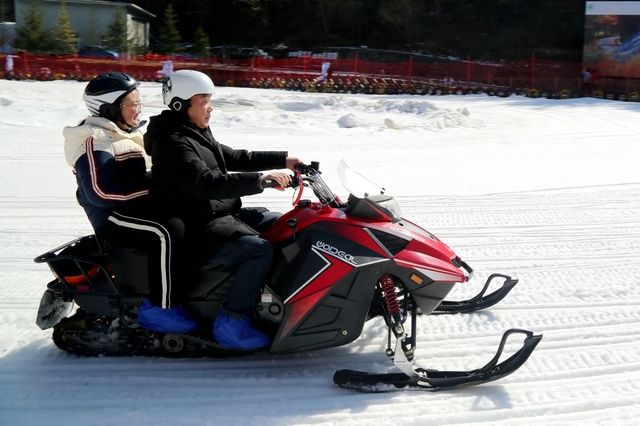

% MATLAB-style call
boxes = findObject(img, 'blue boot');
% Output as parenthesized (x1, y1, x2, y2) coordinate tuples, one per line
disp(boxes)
(213, 309, 271, 351)
(137, 299, 199, 334)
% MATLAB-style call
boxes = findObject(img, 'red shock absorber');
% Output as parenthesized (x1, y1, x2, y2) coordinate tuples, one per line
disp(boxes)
(379, 274, 401, 318)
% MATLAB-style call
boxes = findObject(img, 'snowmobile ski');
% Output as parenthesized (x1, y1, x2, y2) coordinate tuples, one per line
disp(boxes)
(434, 273, 519, 314)
(333, 328, 542, 392)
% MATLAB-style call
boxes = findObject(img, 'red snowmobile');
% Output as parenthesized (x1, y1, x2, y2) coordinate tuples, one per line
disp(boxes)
(35, 161, 541, 392)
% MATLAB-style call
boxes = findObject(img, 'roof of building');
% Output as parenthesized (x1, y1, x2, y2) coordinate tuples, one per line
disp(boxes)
(39, 0, 156, 19)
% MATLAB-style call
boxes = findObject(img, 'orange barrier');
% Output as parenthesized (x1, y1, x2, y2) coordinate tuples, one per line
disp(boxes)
(1, 52, 639, 99)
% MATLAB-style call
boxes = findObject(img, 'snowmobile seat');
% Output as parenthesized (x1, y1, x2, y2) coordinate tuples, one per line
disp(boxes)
(105, 246, 151, 295)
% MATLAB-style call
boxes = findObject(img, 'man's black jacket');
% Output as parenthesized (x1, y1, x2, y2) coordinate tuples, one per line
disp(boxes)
(144, 110, 287, 244)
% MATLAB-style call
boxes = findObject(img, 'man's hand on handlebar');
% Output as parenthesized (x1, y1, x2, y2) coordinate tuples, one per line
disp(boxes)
(260, 172, 292, 191)
(286, 156, 302, 171)
(260, 160, 318, 190)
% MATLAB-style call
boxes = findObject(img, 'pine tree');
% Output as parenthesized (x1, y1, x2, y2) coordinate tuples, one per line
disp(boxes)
(14, 0, 49, 53)
(51, 0, 77, 55)
(0, 0, 7, 50)
(192, 26, 209, 58)
(104, 8, 128, 54)
(158, 3, 180, 54)
(377, 0, 426, 46)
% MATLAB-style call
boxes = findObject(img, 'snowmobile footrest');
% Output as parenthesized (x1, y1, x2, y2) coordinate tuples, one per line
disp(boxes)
(434, 273, 518, 314)
(333, 328, 542, 392)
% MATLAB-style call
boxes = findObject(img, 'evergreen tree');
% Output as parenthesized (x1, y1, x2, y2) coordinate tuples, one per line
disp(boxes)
(51, 0, 77, 55)
(158, 3, 180, 54)
(104, 8, 128, 53)
(0, 0, 7, 50)
(377, 0, 426, 46)
(14, 0, 49, 53)
(127, 0, 587, 60)
(192, 26, 209, 58)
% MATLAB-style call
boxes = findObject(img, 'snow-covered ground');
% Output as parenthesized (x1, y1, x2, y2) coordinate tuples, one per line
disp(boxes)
(1, 79, 639, 425)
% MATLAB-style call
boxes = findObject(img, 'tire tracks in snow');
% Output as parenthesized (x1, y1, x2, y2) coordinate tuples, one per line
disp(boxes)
(2, 183, 640, 424)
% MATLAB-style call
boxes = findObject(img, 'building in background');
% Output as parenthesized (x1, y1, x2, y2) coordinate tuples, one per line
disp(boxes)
(0, 21, 16, 53)
(13, 0, 154, 53)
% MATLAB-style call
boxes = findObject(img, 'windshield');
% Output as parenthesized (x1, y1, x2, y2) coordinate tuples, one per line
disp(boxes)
(337, 159, 386, 199)
(338, 160, 402, 220)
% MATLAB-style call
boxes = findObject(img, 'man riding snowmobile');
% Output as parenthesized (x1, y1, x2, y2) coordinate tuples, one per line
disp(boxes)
(143, 70, 303, 351)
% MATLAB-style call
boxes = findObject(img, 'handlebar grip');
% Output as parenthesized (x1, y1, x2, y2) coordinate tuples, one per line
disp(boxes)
(295, 161, 320, 174)
(261, 178, 280, 189)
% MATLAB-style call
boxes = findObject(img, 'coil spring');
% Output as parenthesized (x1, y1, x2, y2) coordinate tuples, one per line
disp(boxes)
(379, 274, 401, 317)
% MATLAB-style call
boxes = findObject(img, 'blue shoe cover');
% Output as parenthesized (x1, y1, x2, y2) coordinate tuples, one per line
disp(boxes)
(137, 299, 199, 333)
(213, 309, 271, 351)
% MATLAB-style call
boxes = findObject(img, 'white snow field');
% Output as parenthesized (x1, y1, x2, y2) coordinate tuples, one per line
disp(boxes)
(1, 79, 639, 426)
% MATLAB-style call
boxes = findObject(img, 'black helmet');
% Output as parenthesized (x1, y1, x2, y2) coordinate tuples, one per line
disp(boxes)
(83, 72, 140, 121)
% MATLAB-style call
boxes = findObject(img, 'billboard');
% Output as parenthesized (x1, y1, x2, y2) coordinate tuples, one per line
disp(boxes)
(584, 1, 640, 78)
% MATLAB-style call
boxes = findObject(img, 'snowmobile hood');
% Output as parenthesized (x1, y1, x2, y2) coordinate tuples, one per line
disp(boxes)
(63, 116, 146, 168)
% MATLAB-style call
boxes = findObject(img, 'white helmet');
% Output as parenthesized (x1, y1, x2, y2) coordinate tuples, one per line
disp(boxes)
(162, 70, 215, 112)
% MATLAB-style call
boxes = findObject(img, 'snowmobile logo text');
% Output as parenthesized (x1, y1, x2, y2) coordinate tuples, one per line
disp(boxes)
(314, 241, 356, 265)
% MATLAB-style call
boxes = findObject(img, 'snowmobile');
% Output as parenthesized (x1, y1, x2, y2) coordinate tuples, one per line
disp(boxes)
(35, 160, 541, 392)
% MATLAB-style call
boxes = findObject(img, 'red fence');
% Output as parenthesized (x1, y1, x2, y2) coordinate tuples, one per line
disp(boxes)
(1, 52, 639, 100)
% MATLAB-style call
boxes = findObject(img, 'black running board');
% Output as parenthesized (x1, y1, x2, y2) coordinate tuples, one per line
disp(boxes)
(434, 273, 518, 314)
(333, 329, 542, 392)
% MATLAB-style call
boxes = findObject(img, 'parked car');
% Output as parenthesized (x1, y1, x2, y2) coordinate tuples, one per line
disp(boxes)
(210, 45, 272, 61)
(77, 46, 119, 59)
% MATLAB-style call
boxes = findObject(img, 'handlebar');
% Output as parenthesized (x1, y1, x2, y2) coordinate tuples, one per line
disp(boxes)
(261, 162, 320, 189)
(295, 161, 320, 174)
(260, 161, 341, 207)
(260, 178, 281, 189)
